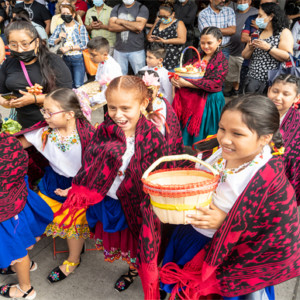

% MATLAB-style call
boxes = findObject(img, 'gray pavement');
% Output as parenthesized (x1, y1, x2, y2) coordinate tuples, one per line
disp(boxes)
(0, 106, 299, 300)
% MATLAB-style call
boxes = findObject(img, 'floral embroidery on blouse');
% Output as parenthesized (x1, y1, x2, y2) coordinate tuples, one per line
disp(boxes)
(49, 129, 79, 152)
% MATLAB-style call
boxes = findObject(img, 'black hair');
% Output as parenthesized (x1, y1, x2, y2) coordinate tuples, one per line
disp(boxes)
(159, 1, 174, 14)
(200, 26, 223, 41)
(260, 3, 289, 36)
(5, 21, 57, 93)
(46, 88, 85, 119)
(271, 74, 300, 94)
(136, 70, 160, 114)
(146, 42, 166, 59)
(0, 113, 2, 132)
(194, 95, 283, 152)
(87, 36, 110, 53)
(12, 7, 30, 21)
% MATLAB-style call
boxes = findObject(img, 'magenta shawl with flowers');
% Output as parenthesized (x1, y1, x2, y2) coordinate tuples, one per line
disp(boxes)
(280, 106, 300, 205)
(172, 50, 228, 136)
(160, 157, 300, 299)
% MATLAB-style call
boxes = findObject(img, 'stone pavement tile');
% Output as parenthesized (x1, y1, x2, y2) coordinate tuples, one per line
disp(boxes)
(275, 277, 299, 300)
(1, 237, 144, 300)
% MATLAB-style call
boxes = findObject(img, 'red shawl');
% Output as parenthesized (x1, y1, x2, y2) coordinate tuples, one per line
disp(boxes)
(16, 118, 95, 186)
(0, 133, 28, 223)
(138, 99, 184, 299)
(160, 157, 300, 299)
(172, 50, 228, 136)
(280, 106, 300, 205)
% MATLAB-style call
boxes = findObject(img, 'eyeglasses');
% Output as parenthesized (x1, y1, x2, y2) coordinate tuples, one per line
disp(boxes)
(158, 15, 171, 19)
(40, 108, 66, 118)
(8, 37, 37, 51)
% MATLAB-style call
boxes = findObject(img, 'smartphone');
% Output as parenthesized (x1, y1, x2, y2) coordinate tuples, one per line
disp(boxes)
(251, 32, 259, 41)
(92, 16, 98, 22)
(1, 92, 16, 101)
(151, 35, 160, 40)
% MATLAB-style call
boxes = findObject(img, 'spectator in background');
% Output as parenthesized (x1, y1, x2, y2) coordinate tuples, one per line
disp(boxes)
(50, 0, 83, 34)
(224, 0, 257, 97)
(242, 3, 293, 94)
(147, 1, 186, 71)
(198, 0, 236, 60)
(225, 0, 238, 11)
(108, 0, 149, 75)
(174, 0, 197, 60)
(292, 20, 300, 58)
(75, 0, 87, 23)
(140, 0, 160, 31)
(0, 36, 4, 64)
(12, 7, 48, 42)
(15, 0, 51, 34)
(85, 0, 116, 53)
(0, 4, 6, 35)
(49, 4, 89, 88)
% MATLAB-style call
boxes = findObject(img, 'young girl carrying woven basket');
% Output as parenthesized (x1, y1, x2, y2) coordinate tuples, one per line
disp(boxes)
(53, 75, 183, 298)
(160, 95, 300, 300)
(15, 88, 95, 284)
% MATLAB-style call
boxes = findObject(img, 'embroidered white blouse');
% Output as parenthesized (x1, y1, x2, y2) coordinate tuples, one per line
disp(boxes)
(24, 126, 82, 178)
(107, 136, 135, 200)
(194, 145, 272, 238)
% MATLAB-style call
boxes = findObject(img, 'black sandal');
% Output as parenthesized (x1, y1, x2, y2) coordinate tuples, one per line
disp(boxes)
(114, 268, 138, 292)
(0, 261, 37, 276)
(0, 284, 36, 299)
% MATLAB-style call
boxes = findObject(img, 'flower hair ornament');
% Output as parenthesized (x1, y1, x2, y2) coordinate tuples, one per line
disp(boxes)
(142, 72, 160, 87)
(72, 89, 92, 122)
(270, 142, 285, 155)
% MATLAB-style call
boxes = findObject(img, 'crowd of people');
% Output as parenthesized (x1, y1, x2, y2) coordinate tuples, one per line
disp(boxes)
(0, 0, 300, 300)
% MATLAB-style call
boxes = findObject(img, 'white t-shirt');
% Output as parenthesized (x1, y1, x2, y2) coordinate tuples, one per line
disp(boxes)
(140, 65, 173, 104)
(91, 55, 122, 105)
(194, 145, 272, 238)
(24, 126, 82, 178)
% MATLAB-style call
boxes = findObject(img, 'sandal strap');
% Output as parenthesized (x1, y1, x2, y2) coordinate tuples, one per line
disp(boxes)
(127, 268, 138, 280)
(62, 260, 80, 273)
(15, 284, 34, 298)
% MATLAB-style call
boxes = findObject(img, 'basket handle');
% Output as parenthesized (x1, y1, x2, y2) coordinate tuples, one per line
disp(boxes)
(180, 46, 201, 68)
(142, 154, 219, 179)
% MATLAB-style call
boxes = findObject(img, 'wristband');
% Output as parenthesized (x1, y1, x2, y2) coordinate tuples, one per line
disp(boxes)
(33, 94, 37, 105)
(266, 46, 274, 54)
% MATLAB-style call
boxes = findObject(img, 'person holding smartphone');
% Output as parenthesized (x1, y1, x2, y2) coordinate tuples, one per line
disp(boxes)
(85, 0, 116, 53)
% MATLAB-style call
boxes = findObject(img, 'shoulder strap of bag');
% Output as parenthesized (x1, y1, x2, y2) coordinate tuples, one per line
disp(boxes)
(19, 61, 33, 87)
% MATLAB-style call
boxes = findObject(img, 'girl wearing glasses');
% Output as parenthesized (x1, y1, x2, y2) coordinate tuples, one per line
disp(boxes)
(14, 88, 95, 286)
(0, 20, 72, 129)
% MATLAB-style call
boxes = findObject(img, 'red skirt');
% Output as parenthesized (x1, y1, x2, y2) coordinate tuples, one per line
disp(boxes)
(93, 221, 138, 269)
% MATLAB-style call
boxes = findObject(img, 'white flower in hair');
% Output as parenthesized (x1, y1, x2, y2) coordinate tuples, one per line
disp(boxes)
(142, 72, 160, 87)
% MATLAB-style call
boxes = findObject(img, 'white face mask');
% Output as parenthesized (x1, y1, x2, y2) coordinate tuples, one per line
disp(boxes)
(123, 0, 134, 5)
(178, 0, 186, 3)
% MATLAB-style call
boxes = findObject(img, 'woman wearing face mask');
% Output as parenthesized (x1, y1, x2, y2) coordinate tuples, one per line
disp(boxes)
(85, 0, 116, 53)
(0, 20, 72, 129)
(147, 1, 187, 71)
(242, 2, 293, 94)
(50, 0, 83, 34)
(49, 4, 89, 88)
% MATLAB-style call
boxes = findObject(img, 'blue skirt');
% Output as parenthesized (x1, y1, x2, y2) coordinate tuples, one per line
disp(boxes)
(38, 166, 72, 203)
(182, 91, 225, 146)
(161, 225, 275, 300)
(86, 196, 128, 233)
(0, 176, 53, 268)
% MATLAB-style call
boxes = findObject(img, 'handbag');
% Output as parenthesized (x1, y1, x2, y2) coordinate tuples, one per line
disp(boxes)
(82, 48, 98, 76)
(49, 27, 66, 56)
(268, 53, 300, 85)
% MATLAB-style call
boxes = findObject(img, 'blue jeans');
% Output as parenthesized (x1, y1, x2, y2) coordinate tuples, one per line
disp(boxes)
(63, 54, 85, 88)
(113, 49, 146, 75)
(222, 47, 230, 61)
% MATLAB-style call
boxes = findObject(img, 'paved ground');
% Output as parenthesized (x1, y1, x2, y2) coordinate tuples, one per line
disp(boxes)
(0, 105, 299, 300)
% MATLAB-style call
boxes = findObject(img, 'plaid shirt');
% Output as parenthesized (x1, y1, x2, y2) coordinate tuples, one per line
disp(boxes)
(48, 21, 89, 50)
(198, 5, 236, 46)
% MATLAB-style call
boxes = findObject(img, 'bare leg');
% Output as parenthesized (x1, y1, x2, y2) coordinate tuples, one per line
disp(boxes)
(9, 254, 35, 298)
(59, 238, 84, 275)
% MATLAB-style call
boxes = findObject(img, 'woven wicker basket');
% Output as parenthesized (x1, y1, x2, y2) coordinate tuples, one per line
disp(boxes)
(175, 46, 205, 79)
(142, 155, 219, 224)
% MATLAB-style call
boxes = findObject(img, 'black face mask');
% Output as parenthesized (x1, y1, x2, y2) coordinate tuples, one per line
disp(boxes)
(61, 14, 73, 23)
(10, 49, 37, 63)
